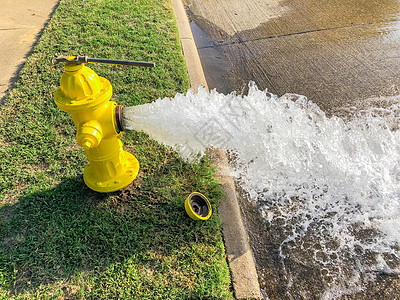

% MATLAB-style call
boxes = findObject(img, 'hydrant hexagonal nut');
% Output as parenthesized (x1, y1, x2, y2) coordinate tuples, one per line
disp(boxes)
(81, 138, 95, 151)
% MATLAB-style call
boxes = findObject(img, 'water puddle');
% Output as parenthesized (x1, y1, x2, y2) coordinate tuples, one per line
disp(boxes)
(122, 84, 400, 299)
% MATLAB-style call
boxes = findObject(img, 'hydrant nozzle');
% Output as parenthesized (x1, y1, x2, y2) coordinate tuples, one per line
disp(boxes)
(54, 59, 145, 192)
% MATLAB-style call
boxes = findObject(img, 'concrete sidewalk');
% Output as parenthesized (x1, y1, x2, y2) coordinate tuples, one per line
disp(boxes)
(0, 0, 58, 103)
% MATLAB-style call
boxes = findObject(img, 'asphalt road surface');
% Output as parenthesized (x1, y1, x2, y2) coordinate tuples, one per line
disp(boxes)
(185, 0, 400, 114)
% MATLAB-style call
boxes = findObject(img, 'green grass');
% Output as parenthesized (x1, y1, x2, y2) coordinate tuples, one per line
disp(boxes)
(0, 0, 233, 298)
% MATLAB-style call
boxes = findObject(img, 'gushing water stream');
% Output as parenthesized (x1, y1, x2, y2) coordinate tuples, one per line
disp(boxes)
(122, 84, 400, 299)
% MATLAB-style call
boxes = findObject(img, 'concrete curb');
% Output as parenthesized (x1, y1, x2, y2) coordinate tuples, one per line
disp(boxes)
(170, 0, 208, 91)
(170, 0, 261, 298)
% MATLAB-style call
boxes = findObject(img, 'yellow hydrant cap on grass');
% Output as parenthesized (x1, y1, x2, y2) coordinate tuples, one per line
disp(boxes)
(185, 192, 212, 221)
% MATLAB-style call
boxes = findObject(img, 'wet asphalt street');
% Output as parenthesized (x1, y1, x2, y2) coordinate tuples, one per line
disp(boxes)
(184, 0, 400, 114)
(183, 0, 400, 298)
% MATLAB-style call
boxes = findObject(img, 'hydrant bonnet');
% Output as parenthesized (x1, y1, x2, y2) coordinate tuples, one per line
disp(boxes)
(55, 63, 113, 112)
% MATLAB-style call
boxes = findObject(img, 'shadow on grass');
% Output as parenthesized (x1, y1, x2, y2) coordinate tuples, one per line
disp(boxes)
(0, 174, 211, 296)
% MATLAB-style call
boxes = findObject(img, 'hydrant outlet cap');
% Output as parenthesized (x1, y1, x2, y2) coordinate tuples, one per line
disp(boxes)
(185, 192, 212, 221)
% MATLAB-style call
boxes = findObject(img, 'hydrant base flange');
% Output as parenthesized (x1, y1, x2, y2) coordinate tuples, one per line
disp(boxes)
(84, 151, 139, 193)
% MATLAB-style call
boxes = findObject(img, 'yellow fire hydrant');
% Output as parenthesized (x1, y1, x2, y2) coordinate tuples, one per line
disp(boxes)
(53, 55, 154, 192)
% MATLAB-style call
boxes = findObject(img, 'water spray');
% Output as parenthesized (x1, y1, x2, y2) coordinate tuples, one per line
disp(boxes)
(120, 85, 400, 294)
(53, 54, 154, 192)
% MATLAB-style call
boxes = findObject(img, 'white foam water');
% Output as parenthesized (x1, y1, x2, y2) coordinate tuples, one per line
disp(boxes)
(123, 84, 400, 298)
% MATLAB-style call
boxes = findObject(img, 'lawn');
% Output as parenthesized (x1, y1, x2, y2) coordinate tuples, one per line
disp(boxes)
(0, 0, 233, 298)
